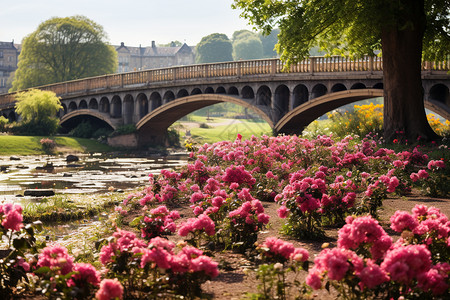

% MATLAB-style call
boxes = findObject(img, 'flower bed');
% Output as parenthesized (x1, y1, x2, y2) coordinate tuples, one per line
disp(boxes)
(0, 134, 449, 299)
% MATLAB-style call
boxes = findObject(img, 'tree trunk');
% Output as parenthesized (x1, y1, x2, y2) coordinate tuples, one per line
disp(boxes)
(381, 0, 439, 142)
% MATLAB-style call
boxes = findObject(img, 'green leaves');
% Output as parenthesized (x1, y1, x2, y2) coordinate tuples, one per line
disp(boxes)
(11, 15, 117, 91)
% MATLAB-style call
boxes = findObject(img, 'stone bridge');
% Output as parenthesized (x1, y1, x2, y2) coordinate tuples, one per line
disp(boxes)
(0, 56, 449, 146)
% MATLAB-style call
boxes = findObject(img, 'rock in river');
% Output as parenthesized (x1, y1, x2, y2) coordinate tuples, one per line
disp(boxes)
(24, 189, 55, 197)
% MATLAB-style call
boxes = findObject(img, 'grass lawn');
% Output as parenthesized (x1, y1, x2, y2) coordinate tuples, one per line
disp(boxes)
(184, 119, 272, 144)
(0, 135, 114, 156)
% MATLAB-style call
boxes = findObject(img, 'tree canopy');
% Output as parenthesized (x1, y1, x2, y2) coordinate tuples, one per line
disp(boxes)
(196, 33, 233, 63)
(259, 28, 280, 58)
(232, 0, 450, 141)
(11, 15, 117, 91)
(14, 89, 62, 135)
(232, 30, 263, 60)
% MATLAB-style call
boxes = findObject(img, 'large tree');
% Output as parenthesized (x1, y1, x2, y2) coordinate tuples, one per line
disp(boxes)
(232, 30, 264, 60)
(196, 33, 233, 63)
(11, 15, 117, 91)
(232, 0, 450, 141)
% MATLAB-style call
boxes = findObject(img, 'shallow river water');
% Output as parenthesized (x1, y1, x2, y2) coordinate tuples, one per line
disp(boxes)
(0, 153, 188, 205)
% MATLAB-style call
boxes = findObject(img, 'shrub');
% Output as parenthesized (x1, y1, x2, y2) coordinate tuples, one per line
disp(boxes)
(70, 121, 94, 138)
(0, 116, 8, 132)
(40, 138, 56, 154)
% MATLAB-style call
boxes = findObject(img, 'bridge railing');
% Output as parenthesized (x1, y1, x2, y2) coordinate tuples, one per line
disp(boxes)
(1, 55, 448, 108)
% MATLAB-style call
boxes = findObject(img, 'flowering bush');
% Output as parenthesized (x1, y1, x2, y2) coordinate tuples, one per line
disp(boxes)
(34, 245, 100, 299)
(306, 205, 450, 299)
(99, 228, 219, 298)
(253, 237, 309, 299)
(40, 138, 56, 153)
(0, 203, 43, 298)
(132, 205, 180, 239)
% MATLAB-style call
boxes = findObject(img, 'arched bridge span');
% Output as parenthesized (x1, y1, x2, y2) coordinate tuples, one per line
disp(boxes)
(0, 56, 448, 146)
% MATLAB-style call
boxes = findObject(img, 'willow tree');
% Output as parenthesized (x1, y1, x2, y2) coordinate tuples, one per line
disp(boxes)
(11, 15, 117, 91)
(233, 0, 449, 141)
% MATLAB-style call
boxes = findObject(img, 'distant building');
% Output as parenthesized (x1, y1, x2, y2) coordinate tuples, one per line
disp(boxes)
(0, 41, 18, 94)
(115, 41, 195, 73)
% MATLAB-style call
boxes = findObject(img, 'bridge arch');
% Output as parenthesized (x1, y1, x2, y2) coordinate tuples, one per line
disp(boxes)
(68, 101, 77, 113)
(177, 89, 188, 98)
(276, 88, 450, 134)
(311, 84, 327, 99)
(256, 85, 271, 107)
(216, 86, 226, 94)
(191, 88, 202, 95)
(228, 86, 239, 95)
(136, 94, 274, 145)
(242, 86, 254, 99)
(205, 87, 214, 94)
(79, 100, 88, 109)
(60, 109, 116, 131)
(276, 89, 384, 134)
(99, 97, 110, 113)
(293, 84, 309, 108)
(137, 93, 149, 119)
(123, 94, 134, 124)
(89, 98, 98, 110)
(111, 96, 122, 118)
(331, 83, 347, 93)
(163, 91, 175, 103)
(274, 84, 290, 120)
(351, 83, 366, 89)
(150, 92, 162, 110)
(373, 82, 383, 89)
(429, 83, 449, 106)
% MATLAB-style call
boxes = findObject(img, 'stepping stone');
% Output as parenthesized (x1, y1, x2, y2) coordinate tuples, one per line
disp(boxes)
(24, 189, 55, 197)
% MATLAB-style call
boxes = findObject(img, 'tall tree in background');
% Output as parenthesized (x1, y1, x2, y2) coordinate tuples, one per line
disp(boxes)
(233, 0, 450, 141)
(232, 30, 263, 60)
(196, 33, 233, 63)
(259, 28, 280, 58)
(11, 15, 117, 91)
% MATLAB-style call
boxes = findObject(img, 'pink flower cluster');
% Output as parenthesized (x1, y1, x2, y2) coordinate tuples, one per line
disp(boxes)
(95, 278, 123, 300)
(390, 204, 450, 242)
(68, 262, 101, 288)
(178, 214, 215, 237)
(338, 215, 392, 260)
(141, 205, 180, 239)
(37, 244, 75, 275)
(259, 237, 309, 263)
(307, 207, 450, 296)
(228, 199, 270, 226)
(0, 203, 23, 231)
(100, 229, 147, 265)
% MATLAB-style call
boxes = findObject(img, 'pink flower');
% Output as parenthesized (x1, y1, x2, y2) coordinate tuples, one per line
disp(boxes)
(311, 248, 363, 281)
(381, 244, 431, 284)
(68, 263, 101, 287)
(277, 206, 289, 218)
(95, 278, 123, 300)
(1, 203, 23, 231)
(37, 244, 74, 275)
(190, 255, 219, 278)
(417, 264, 450, 295)
(390, 210, 418, 232)
(418, 169, 429, 179)
(358, 259, 389, 289)
(306, 270, 322, 290)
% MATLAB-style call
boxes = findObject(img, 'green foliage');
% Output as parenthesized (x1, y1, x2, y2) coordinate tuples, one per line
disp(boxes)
(196, 33, 233, 63)
(232, 0, 449, 64)
(0, 116, 8, 132)
(259, 28, 280, 58)
(70, 121, 94, 138)
(232, 30, 264, 60)
(0, 215, 44, 298)
(111, 124, 136, 137)
(11, 15, 117, 91)
(13, 89, 61, 135)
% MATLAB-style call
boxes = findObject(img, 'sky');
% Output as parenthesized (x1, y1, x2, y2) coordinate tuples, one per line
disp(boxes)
(0, 0, 255, 47)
